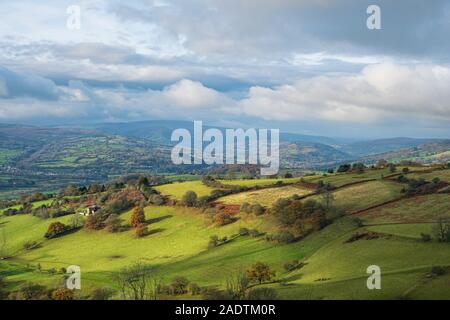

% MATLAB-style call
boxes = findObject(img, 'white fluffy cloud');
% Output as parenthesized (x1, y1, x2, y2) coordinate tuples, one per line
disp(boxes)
(0, 77, 235, 121)
(239, 63, 450, 123)
(1, 63, 450, 126)
(162, 79, 231, 108)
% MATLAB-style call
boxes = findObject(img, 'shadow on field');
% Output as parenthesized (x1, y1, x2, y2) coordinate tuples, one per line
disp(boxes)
(0, 221, 10, 227)
(146, 215, 172, 225)
(148, 228, 165, 235)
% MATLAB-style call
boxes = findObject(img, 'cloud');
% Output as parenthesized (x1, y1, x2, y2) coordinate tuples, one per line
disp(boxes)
(1, 1, 450, 137)
(0, 76, 236, 121)
(239, 63, 450, 123)
(162, 79, 231, 108)
(0, 67, 61, 100)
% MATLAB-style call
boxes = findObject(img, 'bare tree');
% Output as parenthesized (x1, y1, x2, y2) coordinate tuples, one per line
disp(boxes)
(226, 269, 250, 300)
(433, 218, 450, 242)
(0, 228, 6, 259)
(112, 262, 160, 300)
(319, 184, 335, 211)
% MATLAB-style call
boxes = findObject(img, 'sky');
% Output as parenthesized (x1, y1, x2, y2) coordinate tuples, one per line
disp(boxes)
(0, 0, 450, 138)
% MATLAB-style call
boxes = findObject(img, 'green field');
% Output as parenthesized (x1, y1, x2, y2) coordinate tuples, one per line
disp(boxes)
(407, 168, 450, 183)
(154, 181, 215, 200)
(218, 185, 313, 207)
(312, 180, 404, 213)
(0, 149, 21, 165)
(1, 168, 450, 300)
(0, 199, 54, 214)
(357, 193, 450, 224)
(304, 169, 394, 187)
(219, 177, 301, 188)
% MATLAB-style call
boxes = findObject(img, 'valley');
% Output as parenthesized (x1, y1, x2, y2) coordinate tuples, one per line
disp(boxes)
(1, 161, 449, 300)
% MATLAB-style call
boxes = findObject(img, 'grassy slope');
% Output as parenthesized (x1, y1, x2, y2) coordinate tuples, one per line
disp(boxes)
(314, 180, 403, 213)
(154, 181, 215, 200)
(407, 168, 450, 183)
(1, 168, 450, 299)
(218, 185, 313, 206)
(357, 193, 450, 224)
(304, 169, 394, 187)
(0, 214, 73, 256)
(219, 177, 301, 187)
(0, 199, 54, 214)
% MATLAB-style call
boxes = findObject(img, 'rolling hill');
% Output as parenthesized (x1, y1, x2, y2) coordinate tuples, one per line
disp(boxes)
(1, 166, 449, 300)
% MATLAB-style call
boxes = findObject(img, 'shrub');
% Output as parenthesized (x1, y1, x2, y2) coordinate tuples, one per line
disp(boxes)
(182, 191, 198, 207)
(68, 215, 85, 229)
(246, 262, 276, 284)
(240, 202, 251, 213)
(196, 196, 211, 207)
(208, 235, 219, 248)
(239, 228, 249, 236)
(104, 194, 135, 214)
(350, 217, 364, 227)
(135, 224, 149, 238)
(215, 212, 234, 226)
(420, 233, 432, 242)
(291, 194, 301, 200)
(170, 276, 190, 295)
(23, 241, 39, 250)
(210, 189, 230, 199)
(402, 167, 410, 174)
(51, 288, 74, 300)
(45, 222, 67, 239)
(90, 287, 115, 300)
(8, 283, 51, 300)
(337, 164, 351, 173)
(187, 282, 201, 295)
(148, 194, 165, 206)
(130, 206, 146, 228)
(248, 229, 261, 237)
(284, 172, 293, 178)
(104, 214, 123, 233)
(352, 162, 366, 173)
(84, 213, 106, 230)
(432, 218, 450, 242)
(246, 287, 278, 300)
(202, 287, 232, 300)
(430, 266, 447, 276)
(208, 235, 229, 248)
(251, 204, 264, 216)
(266, 231, 295, 244)
(283, 260, 304, 272)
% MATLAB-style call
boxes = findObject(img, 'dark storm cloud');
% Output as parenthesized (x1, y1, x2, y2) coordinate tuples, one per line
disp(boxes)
(0, 66, 60, 100)
(107, 0, 450, 60)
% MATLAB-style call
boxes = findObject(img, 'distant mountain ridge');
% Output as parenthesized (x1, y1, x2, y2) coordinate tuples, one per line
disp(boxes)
(342, 137, 445, 157)
(87, 120, 343, 146)
(0, 121, 449, 198)
(361, 140, 450, 164)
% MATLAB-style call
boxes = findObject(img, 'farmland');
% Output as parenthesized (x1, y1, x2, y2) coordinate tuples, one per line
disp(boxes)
(311, 180, 404, 213)
(218, 185, 313, 207)
(218, 177, 301, 188)
(1, 166, 450, 300)
(154, 181, 215, 200)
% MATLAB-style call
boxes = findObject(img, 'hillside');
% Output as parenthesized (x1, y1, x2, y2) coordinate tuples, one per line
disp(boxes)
(342, 137, 443, 157)
(280, 141, 352, 169)
(362, 140, 450, 164)
(1, 166, 449, 300)
(1, 122, 449, 200)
